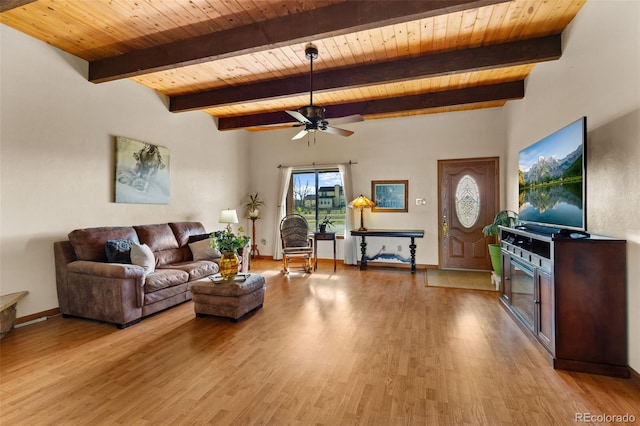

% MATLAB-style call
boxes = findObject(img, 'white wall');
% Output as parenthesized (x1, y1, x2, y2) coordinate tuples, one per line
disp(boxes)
(0, 25, 250, 318)
(505, 0, 640, 371)
(248, 108, 507, 265)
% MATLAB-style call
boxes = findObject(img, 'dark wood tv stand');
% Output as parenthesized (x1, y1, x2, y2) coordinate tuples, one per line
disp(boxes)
(499, 225, 628, 378)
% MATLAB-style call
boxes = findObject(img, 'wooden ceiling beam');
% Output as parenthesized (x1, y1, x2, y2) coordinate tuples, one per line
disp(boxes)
(89, 0, 507, 83)
(171, 35, 559, 112)
(217, 80, 525, 130)
(0, 0, 37, 12)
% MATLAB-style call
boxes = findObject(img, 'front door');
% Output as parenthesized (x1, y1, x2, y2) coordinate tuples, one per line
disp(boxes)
(438, 157, 499, 270)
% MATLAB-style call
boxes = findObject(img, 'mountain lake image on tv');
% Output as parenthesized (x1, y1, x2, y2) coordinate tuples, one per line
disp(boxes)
(518, 117, 586, 231)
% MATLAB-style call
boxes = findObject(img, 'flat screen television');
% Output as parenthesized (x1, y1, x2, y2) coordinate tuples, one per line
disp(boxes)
(518, 117, 587, 232)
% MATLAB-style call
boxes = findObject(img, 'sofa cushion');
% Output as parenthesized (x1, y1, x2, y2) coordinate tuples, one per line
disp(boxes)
(134, 223, 179, 251)
(134, 223, 183, 266)
(169, 222, 207, 247)
(130, 243, 156, 272)
(187, 233, 211, 243)
(159, 260, 219, 281)
(144, 269, 189, 293)
(189, 238, 221, 261)
(105, 238, 134, 263)
(144, 283, 190, 306)
(69, 227, 138, 261)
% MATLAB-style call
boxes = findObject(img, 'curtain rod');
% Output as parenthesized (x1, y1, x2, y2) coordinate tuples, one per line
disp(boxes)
(277, 160, 357, 169)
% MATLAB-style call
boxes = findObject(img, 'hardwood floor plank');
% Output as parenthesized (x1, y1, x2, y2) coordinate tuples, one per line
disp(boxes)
(1, 260, 638, 425)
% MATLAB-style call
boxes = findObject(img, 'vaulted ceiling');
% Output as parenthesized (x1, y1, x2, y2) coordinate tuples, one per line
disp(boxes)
(1, 0, 585, 134)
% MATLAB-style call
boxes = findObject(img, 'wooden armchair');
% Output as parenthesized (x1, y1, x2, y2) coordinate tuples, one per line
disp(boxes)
(279, 214, 314, 273)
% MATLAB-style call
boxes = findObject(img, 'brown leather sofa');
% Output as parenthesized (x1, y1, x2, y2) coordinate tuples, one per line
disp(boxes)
(54, 222, 249, 328)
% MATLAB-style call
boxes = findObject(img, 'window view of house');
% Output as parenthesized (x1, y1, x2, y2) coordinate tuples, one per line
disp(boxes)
(287, 169, 346, 234)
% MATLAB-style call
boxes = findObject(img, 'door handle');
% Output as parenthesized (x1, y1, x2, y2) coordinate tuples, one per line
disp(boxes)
(442, 215, 448, 238)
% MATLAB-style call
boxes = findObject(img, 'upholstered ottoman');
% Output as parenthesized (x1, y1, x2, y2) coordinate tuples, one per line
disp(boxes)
(190, 274, 265, 321)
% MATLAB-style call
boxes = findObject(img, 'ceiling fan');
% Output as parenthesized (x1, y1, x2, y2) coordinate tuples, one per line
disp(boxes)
(286, 44, 362, 141)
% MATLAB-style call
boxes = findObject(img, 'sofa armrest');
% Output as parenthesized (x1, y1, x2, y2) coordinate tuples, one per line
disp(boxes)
(67, 260, 146, 279)
(54, 241, 77, 313)
(67, 261, 147, 310)
(63, 261, 147, 325)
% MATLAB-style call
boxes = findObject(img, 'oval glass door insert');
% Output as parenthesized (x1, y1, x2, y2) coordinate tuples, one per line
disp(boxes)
(455, 175, 480, 228)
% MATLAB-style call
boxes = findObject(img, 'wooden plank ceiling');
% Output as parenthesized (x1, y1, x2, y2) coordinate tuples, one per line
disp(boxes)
(1, 0, 585, 133)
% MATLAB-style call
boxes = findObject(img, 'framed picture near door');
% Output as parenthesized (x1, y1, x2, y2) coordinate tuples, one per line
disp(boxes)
(371, 180, 408, 212)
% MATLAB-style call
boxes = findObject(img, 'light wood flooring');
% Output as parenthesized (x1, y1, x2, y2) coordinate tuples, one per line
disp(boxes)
(1, 260, 639, 425)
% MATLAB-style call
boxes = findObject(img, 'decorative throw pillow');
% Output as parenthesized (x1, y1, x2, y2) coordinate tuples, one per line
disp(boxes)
(105, 238, 134, 263)
(189, 238, 221, 261)
(188, 233, 211, 244)
(130, 243, 155, 272)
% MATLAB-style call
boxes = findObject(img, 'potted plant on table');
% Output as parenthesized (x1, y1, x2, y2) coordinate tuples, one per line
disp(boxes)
(482, 210, 518, 275)
(245, 192, 264, 218)
(319, 215, 334, 233)
(211, 227, 251, 280)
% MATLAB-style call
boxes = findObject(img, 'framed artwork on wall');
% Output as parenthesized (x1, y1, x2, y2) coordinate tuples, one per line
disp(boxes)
(115, 136, 170, 204)
(371, 180, 408, 212)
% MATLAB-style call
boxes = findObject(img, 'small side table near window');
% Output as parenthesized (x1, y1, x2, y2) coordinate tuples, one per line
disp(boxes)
(313, 232, 336, 271)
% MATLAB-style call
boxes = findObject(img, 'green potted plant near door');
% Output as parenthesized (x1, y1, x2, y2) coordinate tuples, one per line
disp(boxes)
(482, 210, 518, 275)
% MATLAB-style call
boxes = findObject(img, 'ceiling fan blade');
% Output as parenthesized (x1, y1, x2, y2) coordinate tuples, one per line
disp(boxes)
(323, 126, 354, 137)
(292, 129, 309, 140)
(286, 110, 311, 124)
(329, 114, 363, 125)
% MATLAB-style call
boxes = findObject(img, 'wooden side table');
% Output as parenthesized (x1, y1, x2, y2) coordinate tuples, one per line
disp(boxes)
(314, 232, 336, 271)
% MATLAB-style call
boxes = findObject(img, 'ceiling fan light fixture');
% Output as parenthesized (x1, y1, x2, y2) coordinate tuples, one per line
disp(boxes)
(297, 105, 325, 122)
(285, 44, 358, 141)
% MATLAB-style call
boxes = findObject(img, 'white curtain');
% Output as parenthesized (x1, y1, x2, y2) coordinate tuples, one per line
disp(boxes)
(272, 166, 293, 260)
(339, 163, 358, 265)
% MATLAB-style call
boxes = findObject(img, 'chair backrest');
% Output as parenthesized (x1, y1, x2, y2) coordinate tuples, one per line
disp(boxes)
(280, 214, 311, 248)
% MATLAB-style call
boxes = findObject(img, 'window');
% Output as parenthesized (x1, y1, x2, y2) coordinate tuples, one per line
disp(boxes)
(287, 169, 346, 234)
(455, 174, 481, 228)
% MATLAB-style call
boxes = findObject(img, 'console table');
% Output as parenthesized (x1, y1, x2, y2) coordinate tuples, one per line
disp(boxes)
(350, 229, 424, 273)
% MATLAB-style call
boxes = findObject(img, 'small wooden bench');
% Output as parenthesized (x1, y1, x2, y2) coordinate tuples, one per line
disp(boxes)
(0, 291, 28, 339)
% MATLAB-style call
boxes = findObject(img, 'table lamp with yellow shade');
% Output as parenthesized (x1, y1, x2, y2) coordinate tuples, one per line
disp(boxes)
(349, 195, 376, 231)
